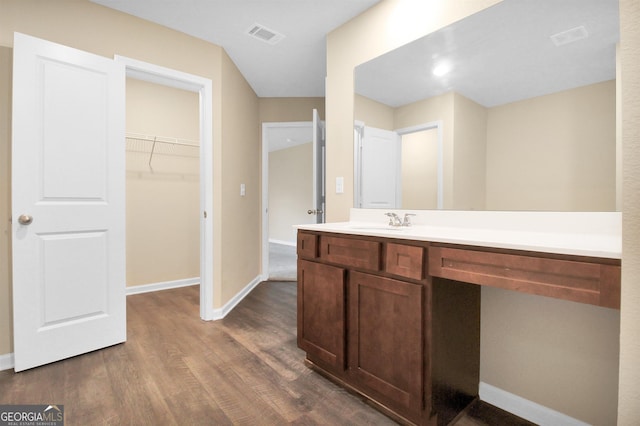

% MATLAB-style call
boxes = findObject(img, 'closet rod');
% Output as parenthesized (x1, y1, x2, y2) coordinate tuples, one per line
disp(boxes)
(125, 132, 199, 148)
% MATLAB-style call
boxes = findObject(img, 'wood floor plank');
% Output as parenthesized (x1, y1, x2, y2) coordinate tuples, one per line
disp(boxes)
(0, 282, 533, 425)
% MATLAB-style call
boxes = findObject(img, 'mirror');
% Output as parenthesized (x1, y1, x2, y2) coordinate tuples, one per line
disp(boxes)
(354, 0, 619, 211)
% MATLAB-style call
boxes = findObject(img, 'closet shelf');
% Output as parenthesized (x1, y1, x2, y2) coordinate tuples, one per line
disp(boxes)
(125, 133, 199, 170)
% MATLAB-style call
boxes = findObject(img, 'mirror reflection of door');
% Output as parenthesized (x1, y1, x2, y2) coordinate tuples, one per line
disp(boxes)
(357, 124, 441, 209)
(359, 126, 400, 209)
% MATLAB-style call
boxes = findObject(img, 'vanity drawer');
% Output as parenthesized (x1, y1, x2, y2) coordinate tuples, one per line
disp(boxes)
(429, 245, 621, 309)
(319, 235, 381, 271)
(297, 232, 318, 259)
(385, 243, 425, 281)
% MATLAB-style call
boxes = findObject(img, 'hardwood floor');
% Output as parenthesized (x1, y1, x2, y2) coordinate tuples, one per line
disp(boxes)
(0, 282, 534, 425)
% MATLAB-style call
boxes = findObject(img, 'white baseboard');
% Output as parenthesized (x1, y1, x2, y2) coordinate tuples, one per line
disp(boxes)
(479, 382, 589, 426)
(0, 352, 14, 371)
(210, 275, 262, 320)
(126, 277, 200, 296)
(269, 239, 296, 247)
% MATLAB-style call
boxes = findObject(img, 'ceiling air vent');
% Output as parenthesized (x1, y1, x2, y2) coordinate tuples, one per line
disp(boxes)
(246, 23, 285, 45)
(550, 25, 588, 46)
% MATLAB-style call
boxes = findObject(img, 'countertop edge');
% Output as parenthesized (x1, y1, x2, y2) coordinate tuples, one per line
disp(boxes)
(294, 222, 622, 260)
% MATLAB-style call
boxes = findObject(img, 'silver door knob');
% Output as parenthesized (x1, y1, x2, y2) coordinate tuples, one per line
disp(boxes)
(307, 209, 323, 215)
(18, 214, 33, 225)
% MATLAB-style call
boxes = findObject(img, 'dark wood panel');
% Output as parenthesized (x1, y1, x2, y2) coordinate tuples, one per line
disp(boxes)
(431, 277, 481, 426)
(348, 271, 424, 422)
(297, 260, 347, 371)
(320, 235, 381, 271)
(385, 242, 425, 281)
(429, 246, 621, 309)
(297, 232, 318, 259)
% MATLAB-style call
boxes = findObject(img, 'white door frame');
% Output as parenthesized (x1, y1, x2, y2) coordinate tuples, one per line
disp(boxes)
(115, 56, 215, 320)
(261, 121, 311, 281)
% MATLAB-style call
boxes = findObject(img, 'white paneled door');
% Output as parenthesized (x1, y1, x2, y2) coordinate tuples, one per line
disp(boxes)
(360, 126, 401, 209)
(11, 33, 126, 371)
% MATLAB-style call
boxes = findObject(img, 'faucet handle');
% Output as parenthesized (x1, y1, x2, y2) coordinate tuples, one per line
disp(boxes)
(385, 212, 401, 226)
(402, 213, 416, 226)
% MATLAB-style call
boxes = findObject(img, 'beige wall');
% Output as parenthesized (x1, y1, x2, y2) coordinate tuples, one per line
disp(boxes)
(486, 81, 616, 211)
(269, 143, 313, 244)
(0, 0, 261, 357)
(401, 130, 438, 209)
(481, 288, 620, 425)
(125, 78, 200, 287)
(354, 94, 394, 129)
(258, 97, 325, 123)
(327, 1, 627, 424)
(619, 0, 640, 423)
(452, 93, 487, 210)
(219, 50, 260, 303)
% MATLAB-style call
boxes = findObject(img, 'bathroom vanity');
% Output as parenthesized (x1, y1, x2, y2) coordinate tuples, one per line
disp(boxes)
(295, 210, 621, 425)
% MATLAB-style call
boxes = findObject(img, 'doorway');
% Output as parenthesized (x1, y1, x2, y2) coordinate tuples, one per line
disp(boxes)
(261, 122, 312, 281)
(116, 56, 215, 320)
(124, 79, 200, 292)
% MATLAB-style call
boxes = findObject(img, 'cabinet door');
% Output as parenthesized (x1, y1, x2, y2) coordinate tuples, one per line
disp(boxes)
(349, 271, 424, 419)
(297, 260, 346, 371)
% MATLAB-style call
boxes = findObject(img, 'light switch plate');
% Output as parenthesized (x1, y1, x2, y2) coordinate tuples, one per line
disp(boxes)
(336, 176, 344, 194)
(240, 183, 246, 196)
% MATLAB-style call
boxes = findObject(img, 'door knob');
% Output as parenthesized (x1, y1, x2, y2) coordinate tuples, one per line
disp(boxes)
(18, 214, 33, 225)
(307, 209, 323, 215)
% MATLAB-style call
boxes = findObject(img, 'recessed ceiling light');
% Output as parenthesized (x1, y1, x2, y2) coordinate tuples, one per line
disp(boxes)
(432, 62, 452, 77)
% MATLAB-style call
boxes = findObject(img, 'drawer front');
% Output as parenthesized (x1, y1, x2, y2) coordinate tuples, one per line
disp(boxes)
(297, 232, 318, 259)
(429, 246, 621, 309)
(385, 243, 425, 281)
(319, 236, 381, 271)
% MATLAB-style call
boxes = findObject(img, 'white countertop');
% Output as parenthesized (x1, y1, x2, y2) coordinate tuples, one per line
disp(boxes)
(295, 209, 622, 259)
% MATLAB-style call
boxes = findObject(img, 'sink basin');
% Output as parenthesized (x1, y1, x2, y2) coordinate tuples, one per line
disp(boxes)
(346, 225, 406, 231)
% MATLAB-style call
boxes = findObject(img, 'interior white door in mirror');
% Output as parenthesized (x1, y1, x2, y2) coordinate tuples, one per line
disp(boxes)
(12, 33, 126, 371)
(311, 109, 325, 223)
(358, 126, 401, 209)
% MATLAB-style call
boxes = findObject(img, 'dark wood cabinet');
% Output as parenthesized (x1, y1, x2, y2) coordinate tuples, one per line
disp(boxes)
(429, 244, 621, 309)
(297, 259, 346, 373)
(296, 229, 619, 425)
(349, 271, 425, 422)
(297, 231, 480, 425)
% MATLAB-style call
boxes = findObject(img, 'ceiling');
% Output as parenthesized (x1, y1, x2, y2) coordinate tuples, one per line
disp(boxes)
(91, 0, 382, 98)
(355, 0, 620, 108)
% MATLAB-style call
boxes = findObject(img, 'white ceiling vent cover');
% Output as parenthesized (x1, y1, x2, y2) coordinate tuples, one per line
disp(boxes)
(550, 25, 589, 46)
(246, 23, 285, 45)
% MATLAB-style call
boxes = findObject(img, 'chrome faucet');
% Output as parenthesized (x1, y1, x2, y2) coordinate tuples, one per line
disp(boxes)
(385, 212, 402, 226)
(385, 212, 416, 227)
(402, 213, 416, 227)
